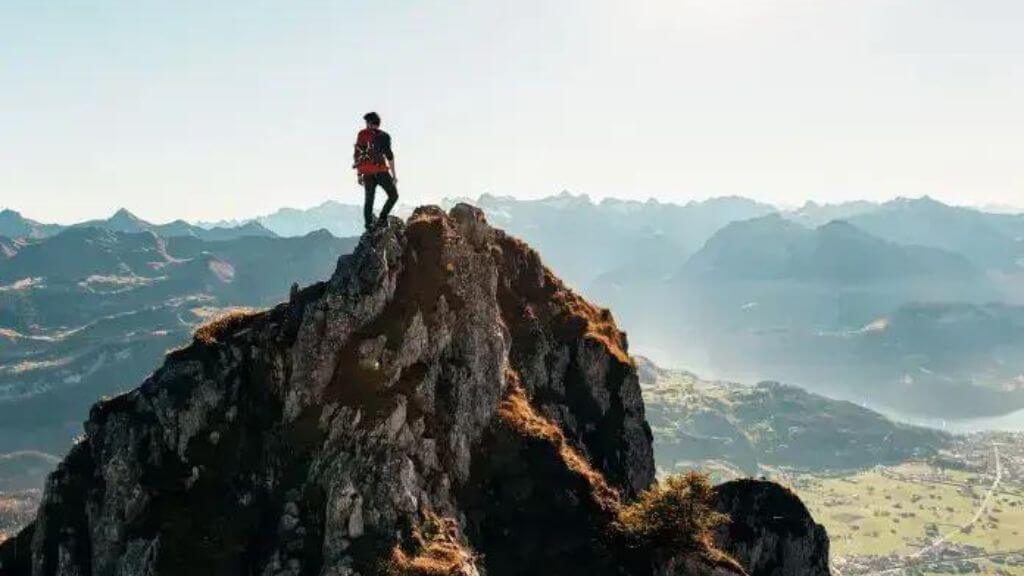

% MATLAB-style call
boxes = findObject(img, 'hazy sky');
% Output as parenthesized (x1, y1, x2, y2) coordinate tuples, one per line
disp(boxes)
(2, 1, 1023, 223)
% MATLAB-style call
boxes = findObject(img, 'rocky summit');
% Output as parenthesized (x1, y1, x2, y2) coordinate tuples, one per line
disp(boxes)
(0, 205, 829, 576)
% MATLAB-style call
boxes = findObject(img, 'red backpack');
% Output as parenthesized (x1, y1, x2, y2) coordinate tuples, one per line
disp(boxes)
(354, 128, 385, 168)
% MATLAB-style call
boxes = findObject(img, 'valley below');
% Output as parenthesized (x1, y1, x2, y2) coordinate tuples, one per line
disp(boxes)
(789, 435, 1024, 575)
(639, 361, 1024, 575)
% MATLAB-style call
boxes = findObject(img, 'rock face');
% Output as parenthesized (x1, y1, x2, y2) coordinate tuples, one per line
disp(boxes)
(0, 205, 829, 576)
(714, 480, 831, 576)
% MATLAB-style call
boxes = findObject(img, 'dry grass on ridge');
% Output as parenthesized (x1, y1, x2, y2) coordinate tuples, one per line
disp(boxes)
(192, 308, 259, 345)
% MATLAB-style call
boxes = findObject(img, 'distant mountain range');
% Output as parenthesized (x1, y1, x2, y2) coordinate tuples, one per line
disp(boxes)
(666, 215, 993, 337)
(683, 215, 980, 284)
(4, 193, 1024, 421)
(206, 193, 1024, 292)
(195, 194, 777, 285)
(844, 197, 1024, 270)
(591, 208, 1024, 418)
(8, 194, 1022, 275)
(0, 225, 357, 458)
(198, 201, 370, 239)
(0, 208, 277, 243)
(464, 193, 779, 289)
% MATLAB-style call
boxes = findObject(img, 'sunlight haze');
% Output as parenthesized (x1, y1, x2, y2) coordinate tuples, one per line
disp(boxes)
(2, 0, 1023, 223)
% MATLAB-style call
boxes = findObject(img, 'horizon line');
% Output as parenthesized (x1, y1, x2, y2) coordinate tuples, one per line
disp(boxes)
(3, 192, 1023, 227)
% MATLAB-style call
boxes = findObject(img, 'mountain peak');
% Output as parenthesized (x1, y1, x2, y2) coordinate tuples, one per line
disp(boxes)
(0, 209, 62, 239)
(109, 207, 142, 222)
(886, 195, 947, 210)
(0, 205, 828, 575)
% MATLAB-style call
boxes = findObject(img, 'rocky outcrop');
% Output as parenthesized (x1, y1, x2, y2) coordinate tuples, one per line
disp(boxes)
(714, 479, 830, 576)
(0, 204, 829, 576)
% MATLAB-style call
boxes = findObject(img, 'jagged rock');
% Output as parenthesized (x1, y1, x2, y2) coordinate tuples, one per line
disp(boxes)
(0, 205, 828, 576)
(714, 479, 831, 576)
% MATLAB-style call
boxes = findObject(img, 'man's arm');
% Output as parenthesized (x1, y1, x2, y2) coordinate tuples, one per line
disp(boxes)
(354, 138, 362, 184)
(383, 133, 397, 183)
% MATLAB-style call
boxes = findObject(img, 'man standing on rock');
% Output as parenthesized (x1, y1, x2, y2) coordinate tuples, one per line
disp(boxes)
(353, 111, 398, 231)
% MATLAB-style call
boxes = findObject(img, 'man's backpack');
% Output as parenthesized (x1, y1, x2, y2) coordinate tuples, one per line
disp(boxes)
(354, 129, 385, 167)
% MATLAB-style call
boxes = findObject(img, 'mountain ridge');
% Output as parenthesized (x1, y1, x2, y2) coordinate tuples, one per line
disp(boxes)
(682, 214, 980, 283)
(0, 211, 62, 240)
(0, 204, 829, 576)
(0, 208, 278, 243)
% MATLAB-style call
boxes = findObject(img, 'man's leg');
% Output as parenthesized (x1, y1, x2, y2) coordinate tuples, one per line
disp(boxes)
(363, 175, 378, 230)
(378, 173, 399, 224)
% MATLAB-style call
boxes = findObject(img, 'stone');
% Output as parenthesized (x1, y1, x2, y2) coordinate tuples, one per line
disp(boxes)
(714, 479, 831, 576)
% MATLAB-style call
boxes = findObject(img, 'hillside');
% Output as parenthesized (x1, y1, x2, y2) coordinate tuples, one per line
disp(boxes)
(683, 216, 978, 284)
(0, 205, 829, 576)
(643, 358, 1024, 576)
(0, 210, 61, 240)
(0, 227, 176, 287)
(0, 237, 21, 260)
(639, 360, 950, 476)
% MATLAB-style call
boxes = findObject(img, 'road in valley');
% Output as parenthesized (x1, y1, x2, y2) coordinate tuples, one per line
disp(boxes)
(862, 444, 1003, 576)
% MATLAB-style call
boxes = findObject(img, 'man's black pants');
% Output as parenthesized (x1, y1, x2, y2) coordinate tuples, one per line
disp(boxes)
(362, 172, 398, 228)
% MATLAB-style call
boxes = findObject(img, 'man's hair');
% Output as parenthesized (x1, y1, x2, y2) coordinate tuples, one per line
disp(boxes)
(363, 112, 381, 126)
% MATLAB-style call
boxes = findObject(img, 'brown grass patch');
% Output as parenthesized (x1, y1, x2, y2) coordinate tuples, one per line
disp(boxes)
(387, 512, 476, 575)
(557, 291, 631, 365)
(497, 369, 621, 511)
(492, 232, 632, 366)
(614, 472, 729, 559)
(192, 308, 260, 345)
(495, 369, 735, 570)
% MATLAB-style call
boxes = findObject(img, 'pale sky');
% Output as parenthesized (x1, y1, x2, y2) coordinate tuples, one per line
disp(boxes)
(2, 0, 1023, 224)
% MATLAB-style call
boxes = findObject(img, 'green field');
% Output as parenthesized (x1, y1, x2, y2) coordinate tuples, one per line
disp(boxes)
(779, 460, 1024, 575)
